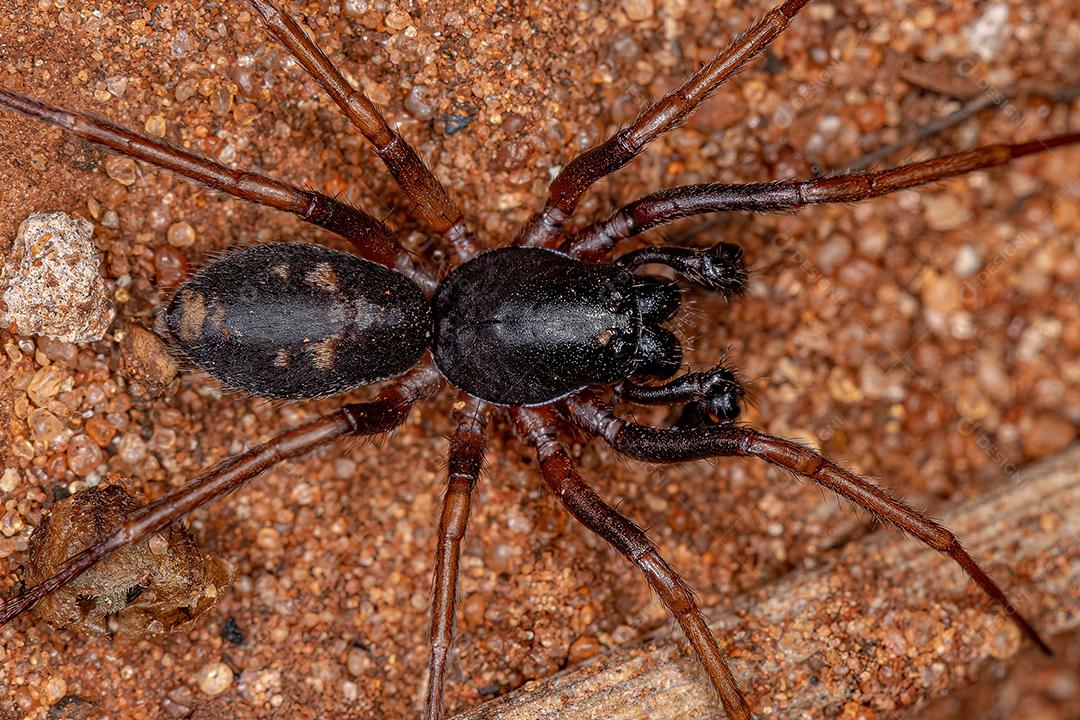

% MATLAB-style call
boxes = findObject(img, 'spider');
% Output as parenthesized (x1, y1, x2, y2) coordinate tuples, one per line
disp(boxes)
(1, 0, 1077, 717)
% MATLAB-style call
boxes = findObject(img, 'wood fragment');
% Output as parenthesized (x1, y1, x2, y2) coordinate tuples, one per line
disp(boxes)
(455, 444, 1080, 719)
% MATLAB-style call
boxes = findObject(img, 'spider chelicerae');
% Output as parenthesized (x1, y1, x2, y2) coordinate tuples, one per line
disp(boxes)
(1, 0, 1077, 718)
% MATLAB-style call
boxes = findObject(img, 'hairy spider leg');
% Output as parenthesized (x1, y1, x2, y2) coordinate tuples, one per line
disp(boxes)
(247, 0, 474, 259)
(515, 0, 817, 247)
(514, 406, 753, 720)
(565, 133, 1080, 260)
(615, 243, 749, 299)
(616, 363, 746, 424)
(0, 87, 436, 290)
(0, 365, 442, 628)
(425, 401, 488, 720)
(564, 394, 1054, 659)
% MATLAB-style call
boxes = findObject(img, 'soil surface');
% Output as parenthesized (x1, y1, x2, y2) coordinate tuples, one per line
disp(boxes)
(1, 0, 1078, 718)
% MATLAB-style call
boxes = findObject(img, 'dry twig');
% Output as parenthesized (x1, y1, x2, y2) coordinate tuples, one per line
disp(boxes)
(455, 444, 1080, 719)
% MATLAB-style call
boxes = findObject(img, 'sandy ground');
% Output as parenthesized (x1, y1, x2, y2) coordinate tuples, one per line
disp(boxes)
(1, 0, 1078, 718)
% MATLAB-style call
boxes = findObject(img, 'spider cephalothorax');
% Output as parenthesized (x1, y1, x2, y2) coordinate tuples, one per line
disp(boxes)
(1, 0, 1076, 718)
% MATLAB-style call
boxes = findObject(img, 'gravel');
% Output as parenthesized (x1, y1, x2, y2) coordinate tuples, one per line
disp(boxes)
(0, 0, 1077, 718)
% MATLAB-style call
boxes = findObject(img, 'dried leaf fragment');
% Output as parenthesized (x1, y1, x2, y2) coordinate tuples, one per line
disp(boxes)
(26, 476, 232, 637)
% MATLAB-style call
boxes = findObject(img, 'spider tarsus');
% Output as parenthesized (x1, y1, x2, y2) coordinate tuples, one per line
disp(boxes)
(949, 544, 1054, 657)
(1008, 132, 1080, 159)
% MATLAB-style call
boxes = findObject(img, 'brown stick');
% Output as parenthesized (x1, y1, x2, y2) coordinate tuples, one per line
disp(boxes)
(452, 444, 1080, 719)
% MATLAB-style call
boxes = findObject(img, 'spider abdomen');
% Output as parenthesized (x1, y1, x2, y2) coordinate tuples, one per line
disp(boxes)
(432, 247, 677, 405)
(165, 243, 431, 399)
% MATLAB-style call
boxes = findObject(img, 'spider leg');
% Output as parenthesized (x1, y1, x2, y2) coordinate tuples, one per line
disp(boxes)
(515, 0, 817, 248)
(617, 363, 745, 425)
(616, 243, 747, 299)
(426, 399, 488, 720)
(247, 0, 474, 259)
(564, 394, 1054, 657)
(0, 88, 439, 288)
(513, 406, 753, 720)
(0, 365, 441, 628)
(564, 132, 1080, 261)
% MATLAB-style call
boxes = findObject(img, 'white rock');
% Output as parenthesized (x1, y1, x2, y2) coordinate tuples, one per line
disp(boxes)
(1, 212, 115, 342)
(964, 3, 1010, 62)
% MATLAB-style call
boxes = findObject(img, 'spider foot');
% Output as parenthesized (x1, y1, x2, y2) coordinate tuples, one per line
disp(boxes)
(618, 363, 744, 424)
(617, 243, 747, 299)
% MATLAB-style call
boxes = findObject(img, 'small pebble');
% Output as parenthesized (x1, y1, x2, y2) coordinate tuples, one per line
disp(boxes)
(196, 661, 233, 696)
(85, 415, 117, 447)
(346, 647, 372, 676)
(233, 102, 259, 125)
(28, 407, 63, 445)
(154, 246, 188, 285)
(828, 368, 863, 403)
(0, 512, 24, 537)
(853, 99, 886, 132)
(0, 212, 115, 342)
(117, 433, 148, 464)
(623, 0, 654, 21)
(923, 195, 970, 232)
(343, 0, 369, 18)
(120, 325, 179, 397)
(815, 237, 852, 272)
(568, 635, 601, 664)
(211, 88, 233, 115)
(105, 155, 138, 185)
(256, 527, 282, 550)
(384, 10, 411, 30)
(106, 76, 128, 97)
(148, 533, 169, 556)
(953, 245, 982, 277)
(43, 675, 67, 703)
(145, 114, 167, 137)
(175, 78, 198, 102)
(66, 434, 104, 476)
(404, 84, 435, 120)
(988, 620, 1022, 660)
(27, 365, 64, 405)
(0, 469, 19, 493)
(334, 457, 358, 479)
(167, 221, 196, 248)
(922, 271, 963, 313)
(1022, 413, 1076, 459)
(486, 542, 515, 574)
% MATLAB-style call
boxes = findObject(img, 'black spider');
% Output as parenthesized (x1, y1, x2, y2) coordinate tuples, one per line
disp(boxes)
(1, 0, 1075, 718)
